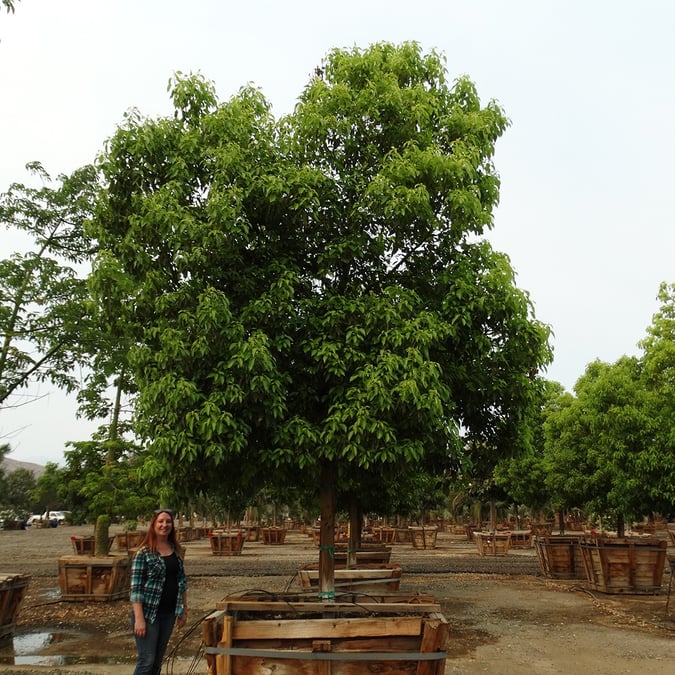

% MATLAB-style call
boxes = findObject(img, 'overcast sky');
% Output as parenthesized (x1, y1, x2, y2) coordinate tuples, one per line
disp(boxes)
(2, 0, 673, 466)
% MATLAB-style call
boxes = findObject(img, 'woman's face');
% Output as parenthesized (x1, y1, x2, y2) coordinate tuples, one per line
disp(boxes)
(154, 512, 174, 537)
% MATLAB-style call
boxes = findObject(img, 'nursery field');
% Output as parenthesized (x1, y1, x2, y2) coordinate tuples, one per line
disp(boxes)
(0, 524, 673, 674)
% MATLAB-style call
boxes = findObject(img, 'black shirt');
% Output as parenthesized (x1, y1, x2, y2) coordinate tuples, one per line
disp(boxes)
(157, 551, 179, 616)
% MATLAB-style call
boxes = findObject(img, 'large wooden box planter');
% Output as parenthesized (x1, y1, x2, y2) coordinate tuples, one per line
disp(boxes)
(410, 526, 438, 550)
(201, 591, 448, 674)
(0, 574, 30, 641)
(58, 555, 131, 602)
(260, 526, 287, 545)
(209, 531, 245, 556)
(534, 535, 586, 579)
(333, 543, 392, 564)
(115, 530, 146, 552)
(579, 537, 668, 594)
(474, 531, 511, 556)
(298, 563, 403, 593)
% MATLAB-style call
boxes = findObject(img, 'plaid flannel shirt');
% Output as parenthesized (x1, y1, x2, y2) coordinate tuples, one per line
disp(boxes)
(130, 545, 187, 623)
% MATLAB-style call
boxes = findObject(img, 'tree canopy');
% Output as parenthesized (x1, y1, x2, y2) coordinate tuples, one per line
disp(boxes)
(88, 44, 551, 508)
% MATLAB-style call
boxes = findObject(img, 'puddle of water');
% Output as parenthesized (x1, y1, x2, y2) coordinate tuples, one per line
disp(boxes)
(0, 630, 133, 666)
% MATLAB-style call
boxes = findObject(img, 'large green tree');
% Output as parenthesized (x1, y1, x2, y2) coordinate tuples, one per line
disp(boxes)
(88, 43, 551, 592)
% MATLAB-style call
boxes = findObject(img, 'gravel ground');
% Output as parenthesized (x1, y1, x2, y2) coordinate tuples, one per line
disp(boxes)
(1, 524, 674, 675)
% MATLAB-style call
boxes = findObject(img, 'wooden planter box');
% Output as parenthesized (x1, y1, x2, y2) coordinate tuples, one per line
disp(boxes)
(531, 522, 554, 536)
(0, 574, 30, 641)
(474, 531, 511, 556)
(58, 555, 131, 602)
(333, 544, 392, 564)
(579, 537, 667, 594)
(115, 530, 146, 552)
(396, 527, 412, 544)
(534, 535, 586, 579)
(464, 524, 480, 542)
(201, 591, 448, 674)
(1, 520, 25, 530)
(375, 526, 397, 544)
(242, 526, 260, 542)
(298, 563, 402, 593)
(176, 526, 196, 542)
(509, 530, 533, 549)
(410, 526, 438, 550)
(260, 527, 287, 545)
(209, 531, 245, 556)
(70, 535, 115, 555)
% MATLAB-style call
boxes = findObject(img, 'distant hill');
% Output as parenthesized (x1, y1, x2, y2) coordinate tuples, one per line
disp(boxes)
(1, 457, 46, 478)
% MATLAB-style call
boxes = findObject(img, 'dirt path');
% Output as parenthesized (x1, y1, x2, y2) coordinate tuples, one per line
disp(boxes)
(1, 525, 674, 674)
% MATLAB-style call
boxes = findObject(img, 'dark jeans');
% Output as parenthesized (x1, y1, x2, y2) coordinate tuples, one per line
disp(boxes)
(131, 611, 176, 675)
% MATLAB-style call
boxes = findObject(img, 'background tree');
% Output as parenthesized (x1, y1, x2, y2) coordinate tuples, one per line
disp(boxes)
(638, 282, 675, 514)
(544, 356, 660, 535)
(494, 379, 565, 524)
(0, 163, 97, 411)
(88, 43, 551, 594)
(32, 461, 66, 515)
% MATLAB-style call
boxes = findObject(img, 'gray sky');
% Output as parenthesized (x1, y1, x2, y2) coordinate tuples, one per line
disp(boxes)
(1, 0, 673, 466)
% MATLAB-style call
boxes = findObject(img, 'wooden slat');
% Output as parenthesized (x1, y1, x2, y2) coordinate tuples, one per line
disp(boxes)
(216, 599, 441, 614)
(216, 615, 233, 675)
(232, 616, 423, 640)
(415, 612, 448, 675)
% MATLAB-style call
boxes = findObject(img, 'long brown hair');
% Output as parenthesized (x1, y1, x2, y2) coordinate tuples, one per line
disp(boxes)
(141, 510, 184, 558)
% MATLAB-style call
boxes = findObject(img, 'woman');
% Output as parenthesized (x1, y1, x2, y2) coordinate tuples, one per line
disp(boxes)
(130, 509, 188, 675)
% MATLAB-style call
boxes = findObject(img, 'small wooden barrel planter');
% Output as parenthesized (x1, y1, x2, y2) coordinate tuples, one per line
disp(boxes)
(58, 555, 131, 601)
(209, 531, 245, 556)
(474, 531, 511, 556)
(0, 573, 30, 641)
(298, 563, 403, 593)
(579, 537, 668, 594)
(201, 591, 448, 674)
(410, 526, 438, 550)
(534, 535, 586, 579)
(260, 526, 287, 545)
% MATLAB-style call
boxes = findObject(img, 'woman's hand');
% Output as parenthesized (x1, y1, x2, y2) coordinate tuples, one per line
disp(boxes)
(133, 616, 147, 637)
(177, 610, 187, 628)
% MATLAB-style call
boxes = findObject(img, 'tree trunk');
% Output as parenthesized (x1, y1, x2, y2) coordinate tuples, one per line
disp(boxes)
(347, 494, 361, 569)
(318, 459, 336, 602)
(558, 509, 565, 535)
(94, 514, 111, 557)
(617, 512, 625, 538)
